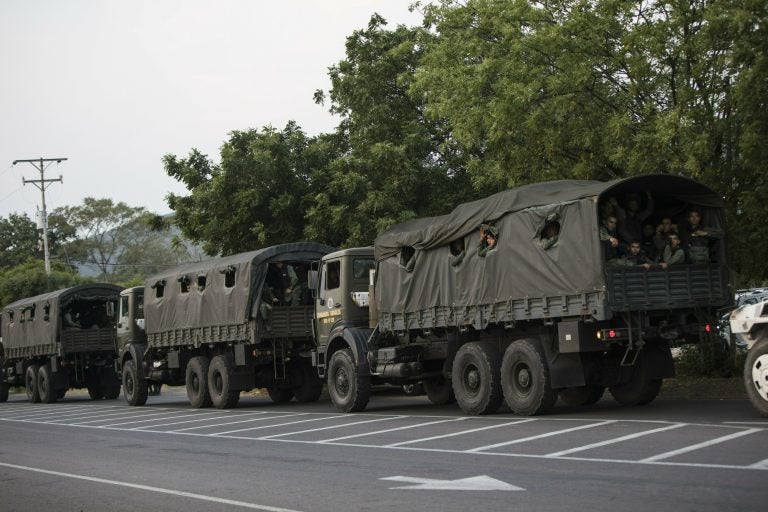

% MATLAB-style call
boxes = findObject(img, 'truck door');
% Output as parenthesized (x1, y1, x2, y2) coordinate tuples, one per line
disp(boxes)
(116, 287, 146, 352)
(315, 259, 343, 347)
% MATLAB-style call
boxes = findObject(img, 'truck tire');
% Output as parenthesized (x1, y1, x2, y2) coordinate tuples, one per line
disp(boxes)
(292, 359, 324, 403)
(25, 364, 41, 403)
(186, 356, 212, 408)
(87, 380, 104, 400)
(122, 360, 148, 406)
(452, 342, 503, 415)
(103, 385, 121, 400)
(37, 364, 57, 404)
(608, 351, 663, 406)
(423, 376, 455, 405)
(327, 348, 370, 413)
(267, 387, 294, 403)
(0, 383, 9, 403)
(744, 338, 768, 417)
(501, 339, 557, 416)
(208, 355, 240, 409)
(559, 385, 605, 406)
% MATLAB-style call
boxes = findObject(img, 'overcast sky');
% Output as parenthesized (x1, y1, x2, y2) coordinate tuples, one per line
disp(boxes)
(0, 0, 421, 220)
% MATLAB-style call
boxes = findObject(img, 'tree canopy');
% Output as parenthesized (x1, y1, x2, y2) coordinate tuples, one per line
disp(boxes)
(161, 0, 767, 285)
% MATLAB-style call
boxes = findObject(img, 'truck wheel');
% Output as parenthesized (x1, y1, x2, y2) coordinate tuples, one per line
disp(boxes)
(103, 386, 120, 400)
(37, 364, 57, 404)
(25, 364, 41, 403)
(267, 387, 294, 403)
(559, 385, 605, 406)
(608, 350, 663, 406)
(292, 360, 324, 403)
(744, 338, 768, 417)
(186, 356, 212, 408)
(610, 379, 662, 405)
(327, 348, 370, 413)
(452, 342, 503, 415)
(423, 376, 456, 405)
(87, 381, 104, 400)
(501, 339, 557, 416)
(0, 383, 9, 402)
(208, 355, 240, 409)
(122, 360, 148, 406)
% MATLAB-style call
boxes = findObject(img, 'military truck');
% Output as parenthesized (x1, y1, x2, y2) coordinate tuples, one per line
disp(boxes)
(314, 175, 731, 415)
(0, 284, 123, 403)
(118, 242, 334, 408)
(729, 298, 768, 417)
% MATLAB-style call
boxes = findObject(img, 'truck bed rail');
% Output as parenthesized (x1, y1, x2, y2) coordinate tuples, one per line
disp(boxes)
(606, 264, 729, 311)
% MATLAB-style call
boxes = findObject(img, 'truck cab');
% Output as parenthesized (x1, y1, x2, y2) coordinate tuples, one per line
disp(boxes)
(311, 247, 375, 374)
(116, 286, 146, 352)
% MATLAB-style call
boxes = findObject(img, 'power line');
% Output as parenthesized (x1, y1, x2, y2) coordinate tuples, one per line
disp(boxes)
(12, 157, 67, 275)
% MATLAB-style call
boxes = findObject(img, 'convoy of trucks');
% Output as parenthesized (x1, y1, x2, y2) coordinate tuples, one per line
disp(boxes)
(1, 175, 739, 417)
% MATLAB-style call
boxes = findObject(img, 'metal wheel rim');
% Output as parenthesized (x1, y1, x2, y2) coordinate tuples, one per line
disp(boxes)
(335, 367, 350, 397)
(752, 353, 768, 401)
(125, 371, 134, 396)
(512, 361, 532, 397)
(462, 363, 481, 396)
(212, 372, 223, 394)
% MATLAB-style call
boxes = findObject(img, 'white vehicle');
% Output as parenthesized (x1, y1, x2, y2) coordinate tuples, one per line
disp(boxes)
(730, 298, 768, 416)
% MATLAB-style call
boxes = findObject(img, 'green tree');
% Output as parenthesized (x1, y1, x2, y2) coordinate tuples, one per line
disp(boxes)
(53, 198, 147, 277)
(0, 259, 86, 309)
(0, 212, 76, 270)
(112, 213, 198, 283)
(165, 122, 332, 255)
(0, 213, 40, 269)
(415, 0, 767, 282)
(310, 14, 475, 246)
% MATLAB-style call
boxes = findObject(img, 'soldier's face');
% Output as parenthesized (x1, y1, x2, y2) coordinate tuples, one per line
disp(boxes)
(669, 235, 680, 247)
(630, 244, 641, 255)
(486, 235, 497, 248)
(688, 212, 701, 226)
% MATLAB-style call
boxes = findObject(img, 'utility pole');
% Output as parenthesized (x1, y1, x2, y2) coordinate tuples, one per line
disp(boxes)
(12, 157, 67, 275)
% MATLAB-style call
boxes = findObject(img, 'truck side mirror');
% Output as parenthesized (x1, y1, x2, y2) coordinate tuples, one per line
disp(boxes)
(308, 270, 319, 297)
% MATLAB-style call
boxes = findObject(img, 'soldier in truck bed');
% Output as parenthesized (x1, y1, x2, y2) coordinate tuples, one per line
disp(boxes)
(678, 208, 723, 264)
(267, 262, 301, 306)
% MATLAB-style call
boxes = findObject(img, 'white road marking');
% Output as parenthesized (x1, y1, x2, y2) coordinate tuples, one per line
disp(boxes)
(2, 409, 767, 471)
(385, 419, 536, 448)
(0, 406, 115, 420)
(172, 413, 308, 432)
(257, 416, 405, 439)
(56, 410, 178, 424)
(466, 420, 616, 452)
(640, 428, 762, 462)
(99, 412, 222, 427)
(722, 421, 768, 426)
(381, 475, 524, 491)
(545, 423, 688, 457)
(131, 411, 269, 430)
(0, 461, 302, 512)
(317, 418, 468, 443)
(212, 415, 342, 436)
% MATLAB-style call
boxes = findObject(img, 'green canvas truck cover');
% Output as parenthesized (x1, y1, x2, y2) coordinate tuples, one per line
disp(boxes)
(144, 242, 335, 334)
(374, 175, 725, 318)
(1, 284, 123, 353)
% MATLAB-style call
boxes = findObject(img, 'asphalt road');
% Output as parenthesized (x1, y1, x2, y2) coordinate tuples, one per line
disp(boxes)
(1, 389, 766, 512)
